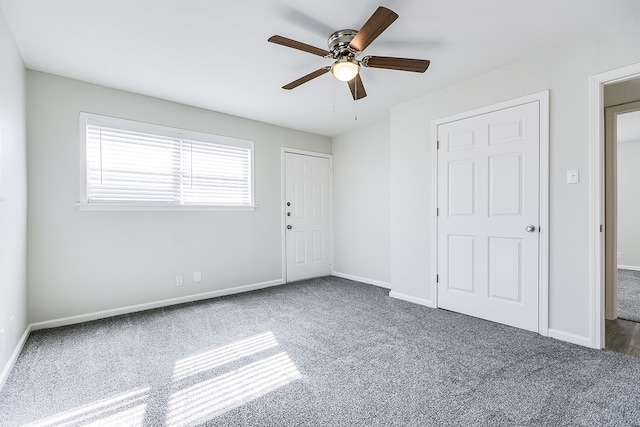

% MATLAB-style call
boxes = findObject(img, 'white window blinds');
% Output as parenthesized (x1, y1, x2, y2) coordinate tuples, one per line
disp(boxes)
(82, 114, 253, 207)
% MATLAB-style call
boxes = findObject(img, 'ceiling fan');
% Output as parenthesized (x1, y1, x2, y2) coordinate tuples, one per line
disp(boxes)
(268, 6, 431, 101)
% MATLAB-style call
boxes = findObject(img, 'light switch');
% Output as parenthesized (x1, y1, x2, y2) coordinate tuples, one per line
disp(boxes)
(567, 169, 580, 184)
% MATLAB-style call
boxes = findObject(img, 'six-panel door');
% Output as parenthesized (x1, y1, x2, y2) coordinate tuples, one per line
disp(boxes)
(437, 102, 540, 332)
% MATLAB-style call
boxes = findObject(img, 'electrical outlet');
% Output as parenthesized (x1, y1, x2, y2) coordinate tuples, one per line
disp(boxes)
(194, 271, 202, 283)
(176, 276, 183, 287)
(618, 252, 623, 259)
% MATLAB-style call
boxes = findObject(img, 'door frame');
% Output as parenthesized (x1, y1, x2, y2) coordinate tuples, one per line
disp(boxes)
(281, 148, 334, 283)
(589, 62, 640, 349)
(430, 91, 550, 335)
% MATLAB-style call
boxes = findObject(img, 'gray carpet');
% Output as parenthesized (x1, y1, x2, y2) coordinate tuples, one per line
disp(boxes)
(618, 269, 640, 323)
(1, 277, 640, 426)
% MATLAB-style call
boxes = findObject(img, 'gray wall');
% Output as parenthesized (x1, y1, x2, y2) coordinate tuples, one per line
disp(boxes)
(0, 7, 28, 382)
(27, 71, 331, 323)
(332, 119, 391, 285)
(605, 78, 640, 107)
(617, 139, 640, 269)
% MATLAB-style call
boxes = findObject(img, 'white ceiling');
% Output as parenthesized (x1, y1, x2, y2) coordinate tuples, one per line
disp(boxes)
(1, 0, 639, 137)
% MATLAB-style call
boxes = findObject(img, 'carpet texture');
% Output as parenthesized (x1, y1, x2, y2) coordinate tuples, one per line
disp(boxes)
(2, 277, 640, 426)
(617, 269, 640, 323)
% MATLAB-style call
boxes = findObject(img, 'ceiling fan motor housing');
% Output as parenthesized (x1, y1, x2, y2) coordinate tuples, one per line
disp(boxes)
(328, 29, 359, 57)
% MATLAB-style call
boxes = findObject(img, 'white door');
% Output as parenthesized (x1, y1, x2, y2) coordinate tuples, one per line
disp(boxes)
(285, 152, 331, 282)
(437, 101, 540, 332)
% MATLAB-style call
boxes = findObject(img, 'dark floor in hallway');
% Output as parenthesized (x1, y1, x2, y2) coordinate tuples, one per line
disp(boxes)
(606, 318, 640, 357)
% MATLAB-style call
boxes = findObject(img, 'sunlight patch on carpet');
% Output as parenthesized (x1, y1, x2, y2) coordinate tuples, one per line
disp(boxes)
(172, 331, 279, 381)
(166, 352, 301, 426)
(25, 387, 150, 427)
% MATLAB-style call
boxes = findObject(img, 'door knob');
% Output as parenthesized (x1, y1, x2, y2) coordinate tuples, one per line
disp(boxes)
(526, 225, 536, 233)
(287, 225, 292, 230)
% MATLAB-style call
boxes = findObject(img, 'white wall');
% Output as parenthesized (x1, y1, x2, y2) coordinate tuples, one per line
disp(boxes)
(332, 119, 391, 286)
(617, 139, 640, 269)
(27, 71, 331, 323)
(386, 23, 640, 341)
(0, 7, 28, 383)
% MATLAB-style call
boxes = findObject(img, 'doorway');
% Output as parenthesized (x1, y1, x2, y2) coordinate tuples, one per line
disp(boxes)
(282, 149, 333, 282)
(604, 96, 640, 356)
(589, 62, 640, 350)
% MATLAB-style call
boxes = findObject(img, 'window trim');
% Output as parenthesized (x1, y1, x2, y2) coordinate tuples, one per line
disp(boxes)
(78, 112, 256, 211)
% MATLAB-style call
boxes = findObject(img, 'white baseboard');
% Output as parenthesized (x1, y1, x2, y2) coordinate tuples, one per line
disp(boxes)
(389, 291, 435, 308)
(0, 325, 32, 392)
(31, 279, 285, 331)
(617, 264, 640, 271)
(331, 271, 391, 289)
(548, 328, 592, 348)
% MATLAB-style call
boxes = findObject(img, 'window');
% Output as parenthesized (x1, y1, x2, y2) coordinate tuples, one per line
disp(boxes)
(79, 113, 254, 210)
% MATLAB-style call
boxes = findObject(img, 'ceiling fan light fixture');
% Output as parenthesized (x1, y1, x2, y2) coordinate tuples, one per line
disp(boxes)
(331, 58, 359, 82)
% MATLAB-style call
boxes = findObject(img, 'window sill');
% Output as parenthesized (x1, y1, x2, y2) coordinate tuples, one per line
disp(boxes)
(75, 203, 257, 212)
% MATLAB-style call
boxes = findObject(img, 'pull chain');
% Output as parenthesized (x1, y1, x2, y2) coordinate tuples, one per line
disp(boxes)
(354, 81, 358, 121)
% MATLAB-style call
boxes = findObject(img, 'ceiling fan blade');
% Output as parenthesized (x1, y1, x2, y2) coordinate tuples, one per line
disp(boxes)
(282, 67, 331, 90)
(349, 7, 398, 52)
(347, 74, 367, 100)
(268, 35, 331, 57)
(362, 56, 431, 73)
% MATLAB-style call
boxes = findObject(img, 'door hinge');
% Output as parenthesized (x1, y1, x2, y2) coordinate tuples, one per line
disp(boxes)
(436, 140, 440, 150)
(600, 224, 603, 232)
(437, 208, 439, 217)
(436, 274, 439, 283)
